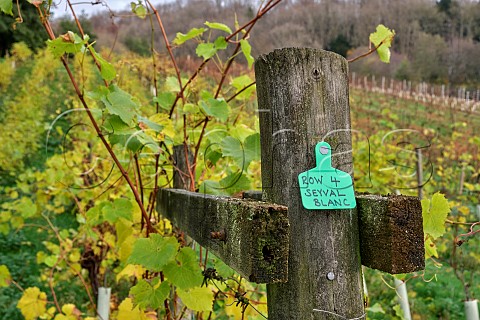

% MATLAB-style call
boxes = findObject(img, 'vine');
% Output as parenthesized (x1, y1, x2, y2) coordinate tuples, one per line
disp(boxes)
(0, 0, 278, 318)
(1, 0, 472, 319)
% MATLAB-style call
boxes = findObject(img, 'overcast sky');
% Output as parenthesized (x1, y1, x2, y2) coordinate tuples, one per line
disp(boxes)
(52, 0, 172, 17)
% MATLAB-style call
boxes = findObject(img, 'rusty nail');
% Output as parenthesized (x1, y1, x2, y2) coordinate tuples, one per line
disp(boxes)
(210, 230, 226, 242)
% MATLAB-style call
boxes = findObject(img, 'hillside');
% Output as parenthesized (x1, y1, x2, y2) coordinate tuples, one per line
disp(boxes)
(78, 0, 480, 87)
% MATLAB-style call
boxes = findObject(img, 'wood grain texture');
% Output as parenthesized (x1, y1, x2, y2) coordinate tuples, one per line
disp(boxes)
(357, 193, 425, 274)
(157, 188, 289, 283)
(256, 48, 364, 319)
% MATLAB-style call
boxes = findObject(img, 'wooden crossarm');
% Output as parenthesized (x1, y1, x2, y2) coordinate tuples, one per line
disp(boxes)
(244, 191, 425, 274)
(357, 193, 425, 274)
(157, 188, 289, 283)
(157, 189, 424, 284)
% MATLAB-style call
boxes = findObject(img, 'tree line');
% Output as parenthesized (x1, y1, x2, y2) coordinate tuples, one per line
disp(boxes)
(2, 0, 480, 86)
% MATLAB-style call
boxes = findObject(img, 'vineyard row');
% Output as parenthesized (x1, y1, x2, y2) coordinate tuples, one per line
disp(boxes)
(350, 72, 480, 115)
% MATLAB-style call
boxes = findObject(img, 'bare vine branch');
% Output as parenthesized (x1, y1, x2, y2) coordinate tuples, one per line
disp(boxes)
(35, 5, 154, 233)
(145, 0, 185, 106)
(455, 221, 480, 246)
(168, 0, 282, 118)
(347, 38, 386, 63)
(66, 0, 109, 87)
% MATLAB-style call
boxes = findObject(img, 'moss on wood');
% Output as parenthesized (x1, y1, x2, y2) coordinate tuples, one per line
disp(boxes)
(357, 193, 425, 274)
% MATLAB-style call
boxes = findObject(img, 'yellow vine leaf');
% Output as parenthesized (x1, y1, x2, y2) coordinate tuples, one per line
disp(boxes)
(224, 293, 258, 319)
(116, 264, 145, 282)
(54, 303, 80, 320)
(457, 205, 470, 215)
(0, 265, 11, 287)
(118, 235, 136, 262)
(54, 303, 82, 320)
(17, 287, 48, 320)
(62, 304, 76, 315)
(424, 237, 439, 259)
(177, 286, 214, 312)
(116, 298, 149, 320)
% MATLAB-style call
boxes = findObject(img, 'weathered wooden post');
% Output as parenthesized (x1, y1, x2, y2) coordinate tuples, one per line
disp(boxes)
(172, 145, 193, 190)
(158, 47, 425, 320)
(255, 48, 364, 319)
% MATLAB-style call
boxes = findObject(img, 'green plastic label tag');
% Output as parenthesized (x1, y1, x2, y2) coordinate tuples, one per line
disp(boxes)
(298, 142, 356, 210)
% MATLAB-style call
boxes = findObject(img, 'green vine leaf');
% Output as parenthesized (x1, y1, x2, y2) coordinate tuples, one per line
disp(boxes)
(244, 133, 261, 165)
(128, 234, 179, 271)
(196, 36, 229, 60)
(421, 192, 450, 239)
(0, 0, 13, 15)
(173, 27, 206, 45)
(131, 2, 147, 19)
(148, 113, 175, 138)
(196, 42, 216, 60)
(231, 75, 255, 100)
(10, 197, 37, 219)
(130, 278, 170, 309)
(90, 47, 116, 81)
(86, 200, 133, 225)
(182, 103, 200, 115)
(369, 24, 395, 63)
(47, 32, 89, 59)
(367, 303, 385, 314)
(165, 76, 181, 92)
(137, 115, 163, 132)
(199, 98, 230, 122)
(102, 198, 133, 224)
(153, 92, 175, 111)
(220, 136, 243, 167)
(103, 115, 136, 136)
(109, 133, 143, 153)
(177, 287, 214, 312)
(214, 36, 228, 50)
(219, 172, 251, 194)
(198, 180, 224, 196)
(239, 39, 254, 68)
(220, 133, 259, 169)
(163, 247, 203, 290)
(86, 204, 103, 226)
(205, 21, 232, 34)
(101, 85, 140, 125)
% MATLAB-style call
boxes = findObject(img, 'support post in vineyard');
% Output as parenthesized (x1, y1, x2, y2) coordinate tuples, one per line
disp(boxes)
(255, 48, 423, 319)
(158, 48, 425, 319)
(255, 48, 364, 318)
